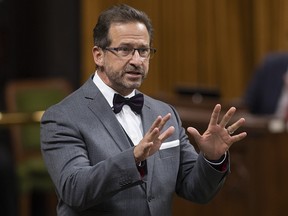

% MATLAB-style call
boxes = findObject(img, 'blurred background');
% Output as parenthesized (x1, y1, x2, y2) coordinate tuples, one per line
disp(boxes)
(1, 0, 288, 215)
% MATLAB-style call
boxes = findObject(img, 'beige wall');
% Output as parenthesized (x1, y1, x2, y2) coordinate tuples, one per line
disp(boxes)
(81, 0, 288, 100)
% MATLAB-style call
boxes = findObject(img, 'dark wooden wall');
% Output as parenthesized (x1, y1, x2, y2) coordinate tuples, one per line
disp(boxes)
(2, 0, 288, 101)
(0, 0, 81, 96)
(81, 0, 288, 100)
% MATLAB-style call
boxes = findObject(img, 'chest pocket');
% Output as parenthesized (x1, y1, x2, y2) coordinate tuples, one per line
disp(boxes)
(159, 139, 180, 159)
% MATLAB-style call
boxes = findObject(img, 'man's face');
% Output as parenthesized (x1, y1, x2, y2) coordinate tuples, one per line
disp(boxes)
(94, 22, 151, 96)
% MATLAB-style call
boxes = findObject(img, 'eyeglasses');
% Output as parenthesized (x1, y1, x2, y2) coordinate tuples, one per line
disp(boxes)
(104, 47, 156, 59)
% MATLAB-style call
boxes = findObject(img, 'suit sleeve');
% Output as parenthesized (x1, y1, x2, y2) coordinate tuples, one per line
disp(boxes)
(169, 105, 230, 204)
(40, 107, 143, 211)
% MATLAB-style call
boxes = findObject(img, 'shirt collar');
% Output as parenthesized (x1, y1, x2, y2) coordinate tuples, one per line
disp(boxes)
(92, 71, 136, 108)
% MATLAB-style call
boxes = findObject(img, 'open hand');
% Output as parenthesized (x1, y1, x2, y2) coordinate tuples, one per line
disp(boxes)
(134, 113, 175, 162)
(187, 104, 247, 160)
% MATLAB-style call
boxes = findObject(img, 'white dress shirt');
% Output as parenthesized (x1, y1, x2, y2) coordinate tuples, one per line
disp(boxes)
(275, 71, 288, 119)
(93, 72, 227, 166)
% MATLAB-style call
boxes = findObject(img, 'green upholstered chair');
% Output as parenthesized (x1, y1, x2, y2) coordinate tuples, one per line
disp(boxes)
(5, 78, 72, 216)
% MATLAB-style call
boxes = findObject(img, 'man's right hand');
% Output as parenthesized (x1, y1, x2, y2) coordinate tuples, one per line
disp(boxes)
(133, 113, 175, 163)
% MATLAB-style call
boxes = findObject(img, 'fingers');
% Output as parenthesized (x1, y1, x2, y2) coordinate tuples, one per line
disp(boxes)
(210, 105, 245, 135)
(226, 118, 247, 149)
(147, 113, 171, 134)
(218, 106, 236, 128)
(145, 113, 174, 142)
(147, 116, 162, 134)
(230, 131, 247, 143)
(187, 127, 201, 143)
(158, 113, 171, 131)
(158, 126, 175, 142)
(226, 117, 245, 135)
(208, 104, 221, 126)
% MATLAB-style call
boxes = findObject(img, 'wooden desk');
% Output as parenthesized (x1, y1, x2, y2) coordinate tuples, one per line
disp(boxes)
(170, 102, 288, 216)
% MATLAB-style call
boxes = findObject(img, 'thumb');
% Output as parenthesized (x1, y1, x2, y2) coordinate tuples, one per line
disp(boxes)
(187, 127, 201, 144)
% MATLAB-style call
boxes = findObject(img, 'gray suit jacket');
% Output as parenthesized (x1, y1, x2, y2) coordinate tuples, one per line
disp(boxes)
(41, 76, 229, 216)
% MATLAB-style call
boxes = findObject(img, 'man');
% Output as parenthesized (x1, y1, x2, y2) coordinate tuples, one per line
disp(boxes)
(41, 4, 247, 216)
(244, 52, 288, 115)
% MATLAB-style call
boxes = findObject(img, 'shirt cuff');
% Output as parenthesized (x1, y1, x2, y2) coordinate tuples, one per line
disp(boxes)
(204, 152, 228, 171)
(136, 160, 147, 178)
(204, 152, 227, 165)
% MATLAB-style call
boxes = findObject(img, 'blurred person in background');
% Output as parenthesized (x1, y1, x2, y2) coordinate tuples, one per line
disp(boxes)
(244, 52, 288, 119)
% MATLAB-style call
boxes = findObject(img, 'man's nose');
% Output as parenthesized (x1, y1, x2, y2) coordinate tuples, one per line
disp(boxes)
(129, 50, 143, 63)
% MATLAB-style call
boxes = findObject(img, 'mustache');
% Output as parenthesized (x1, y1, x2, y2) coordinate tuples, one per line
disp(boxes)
(124, 65, 144, 74)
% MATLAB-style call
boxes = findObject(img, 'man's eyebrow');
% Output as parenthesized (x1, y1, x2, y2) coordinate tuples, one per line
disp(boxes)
(118, 42, 149, 48)
(118, 42, 132, 47)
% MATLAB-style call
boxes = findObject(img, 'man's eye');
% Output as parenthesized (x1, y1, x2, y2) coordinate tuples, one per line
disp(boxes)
(139, 48, 149, 53)
(119, 47, 131, 52)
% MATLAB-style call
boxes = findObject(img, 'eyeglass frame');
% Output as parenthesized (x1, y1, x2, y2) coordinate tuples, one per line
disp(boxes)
(103, 46, 156, 59)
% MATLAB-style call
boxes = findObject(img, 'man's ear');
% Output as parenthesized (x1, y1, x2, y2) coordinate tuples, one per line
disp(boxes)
(92, 46, 104, 66)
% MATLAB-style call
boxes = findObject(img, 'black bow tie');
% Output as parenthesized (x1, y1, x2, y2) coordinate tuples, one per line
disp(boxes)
(113, 93, 144, 114)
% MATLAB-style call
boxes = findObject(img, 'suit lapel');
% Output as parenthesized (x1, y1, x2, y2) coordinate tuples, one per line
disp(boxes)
(141, 97, 158, 193)
(83, 81, 158, 192)
(83, 78, 131, 151)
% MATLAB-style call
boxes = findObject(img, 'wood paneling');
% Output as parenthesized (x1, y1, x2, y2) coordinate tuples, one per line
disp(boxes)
(81, 0, 288, 100)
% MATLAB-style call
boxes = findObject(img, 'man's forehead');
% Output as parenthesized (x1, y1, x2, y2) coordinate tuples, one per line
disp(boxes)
(108, 22, 149, 41)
